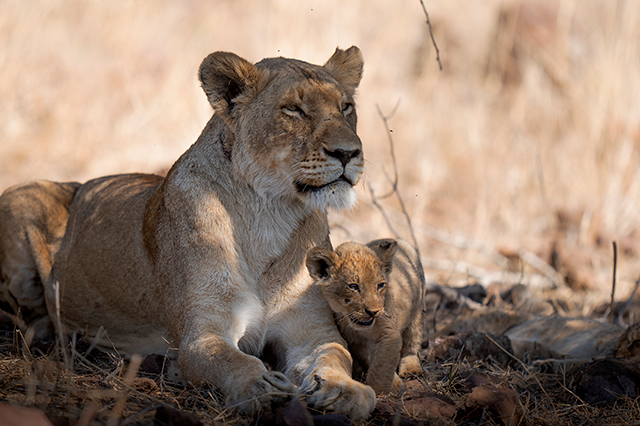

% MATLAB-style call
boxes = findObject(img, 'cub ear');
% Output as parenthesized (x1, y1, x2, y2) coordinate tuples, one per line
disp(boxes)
(199, 51, 264, 117)
(306, 247, 339, 281)
(323, 46, 364, 96)
(367, 239, 398, 275)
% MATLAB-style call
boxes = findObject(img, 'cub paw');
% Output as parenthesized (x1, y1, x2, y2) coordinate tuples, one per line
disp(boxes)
(398, 354, 423, 378)
(391, 373, 405, 394)
(301, 369, 375, 422)
(226, 371, 296, 416)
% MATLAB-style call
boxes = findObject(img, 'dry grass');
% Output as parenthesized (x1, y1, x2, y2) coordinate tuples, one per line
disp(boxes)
(2, 0, 640, 424)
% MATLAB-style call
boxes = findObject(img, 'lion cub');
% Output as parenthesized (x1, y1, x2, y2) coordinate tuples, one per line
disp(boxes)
(306, 239, 424, 394)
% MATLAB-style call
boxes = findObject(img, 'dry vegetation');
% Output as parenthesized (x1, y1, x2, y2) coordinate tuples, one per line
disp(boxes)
(1, 0, 640, 425)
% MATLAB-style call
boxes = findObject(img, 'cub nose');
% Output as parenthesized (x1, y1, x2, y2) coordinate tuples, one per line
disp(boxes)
(325, 148, 361, 167)
(364, 309, 379, 318)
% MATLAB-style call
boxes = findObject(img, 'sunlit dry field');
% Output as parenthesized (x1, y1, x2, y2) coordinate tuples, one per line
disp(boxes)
(2, 1, 640, 425)
(3, 0, 640, 309)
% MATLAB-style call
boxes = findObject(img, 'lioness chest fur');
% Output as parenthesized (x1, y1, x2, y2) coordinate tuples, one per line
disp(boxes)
(306, 239, 425, 394)
(0, 47, 377, 421)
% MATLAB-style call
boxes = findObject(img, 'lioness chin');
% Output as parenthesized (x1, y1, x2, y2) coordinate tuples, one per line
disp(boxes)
(306, 239, 425, 395)
(0, 47, 376, 421)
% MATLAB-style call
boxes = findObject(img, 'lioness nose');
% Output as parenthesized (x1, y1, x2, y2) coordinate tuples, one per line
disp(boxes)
(364, 309, 379, 318)
(325, 148, 361, 167)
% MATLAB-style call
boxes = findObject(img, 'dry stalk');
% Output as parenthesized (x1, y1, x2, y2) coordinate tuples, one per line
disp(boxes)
(106, 353, 142, 426)
(610, 241, 617, 323)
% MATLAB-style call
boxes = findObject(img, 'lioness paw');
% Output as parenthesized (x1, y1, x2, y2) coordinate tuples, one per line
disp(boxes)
(225, 371, 296, 416)
(301, 370, 375, 422)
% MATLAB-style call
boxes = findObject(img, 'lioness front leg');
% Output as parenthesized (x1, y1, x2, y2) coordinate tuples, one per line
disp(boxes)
(179, 333, 295, 416)
(297, 342, 376, 422)
(275, 303, 375, 421)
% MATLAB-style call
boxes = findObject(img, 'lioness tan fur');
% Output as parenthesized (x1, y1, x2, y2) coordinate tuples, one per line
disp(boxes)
(306, 239, 425, 394)
(0, 47, 377, 420)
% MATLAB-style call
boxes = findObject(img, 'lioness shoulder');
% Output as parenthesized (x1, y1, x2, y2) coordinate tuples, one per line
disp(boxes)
(306, 238, 425, 394)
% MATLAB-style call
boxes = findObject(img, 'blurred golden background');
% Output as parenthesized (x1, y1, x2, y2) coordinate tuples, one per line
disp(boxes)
(1, 0, 639, 310)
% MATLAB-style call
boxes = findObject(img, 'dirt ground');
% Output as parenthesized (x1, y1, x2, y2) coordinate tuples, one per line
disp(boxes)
(2, 0, 640, 425)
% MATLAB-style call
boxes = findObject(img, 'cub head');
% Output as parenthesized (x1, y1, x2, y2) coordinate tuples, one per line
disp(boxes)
(306, 239, 398, 329)
(198, 47, 365, 211)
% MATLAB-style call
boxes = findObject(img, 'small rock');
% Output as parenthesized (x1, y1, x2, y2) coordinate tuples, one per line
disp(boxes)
(402, 396, 457, 419)
(458, 370, 503, 391)
(376, 380, 457, 420)
(574, 357, 640, 404)
(463, 385, 521, 426)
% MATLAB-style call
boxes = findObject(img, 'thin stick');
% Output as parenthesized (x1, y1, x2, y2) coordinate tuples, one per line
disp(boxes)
(418, 0, 443, 71)
(610, 241, 617, 322)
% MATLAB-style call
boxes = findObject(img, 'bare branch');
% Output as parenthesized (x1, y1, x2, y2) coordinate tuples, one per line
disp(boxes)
(418, 0, 443, 71)
(370, 104, 421, 256)
(367, 182, 401, 240)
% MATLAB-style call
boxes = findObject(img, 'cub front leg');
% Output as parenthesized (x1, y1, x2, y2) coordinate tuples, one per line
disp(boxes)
(179, 333, 296, 416)
(365, 330, 402, 395)
(399, 306, 424, 378)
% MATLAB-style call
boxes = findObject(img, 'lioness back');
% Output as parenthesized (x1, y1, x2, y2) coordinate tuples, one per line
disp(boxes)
(0, 180, 79, 316)
(306, 238, 425, 394)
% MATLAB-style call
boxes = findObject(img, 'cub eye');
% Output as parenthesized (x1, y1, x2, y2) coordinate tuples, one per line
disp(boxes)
(283, 104, 305, 117)
(342, 103, 353, 116)
(347, 283, 359, 292)
(377, 282, 386, 291)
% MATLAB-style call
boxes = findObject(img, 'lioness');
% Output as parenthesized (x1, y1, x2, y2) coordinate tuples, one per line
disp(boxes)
(306, 239, 425, 394)
(0, 47, 377, 420)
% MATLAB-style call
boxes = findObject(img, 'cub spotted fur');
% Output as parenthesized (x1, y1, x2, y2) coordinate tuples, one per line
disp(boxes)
(0, 47, 376, 421)
(306, 239, 425, 394)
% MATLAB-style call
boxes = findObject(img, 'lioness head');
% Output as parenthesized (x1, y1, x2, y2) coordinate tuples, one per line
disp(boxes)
(306, 239, 398, 329)
(198, 47, 365, 210)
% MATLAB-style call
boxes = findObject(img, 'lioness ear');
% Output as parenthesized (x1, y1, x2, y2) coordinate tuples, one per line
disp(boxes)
(323, 46, 364, 96)
(199, 51, 263, 116)
(306, 247, 338, 281)
(367, 239, 398, 275)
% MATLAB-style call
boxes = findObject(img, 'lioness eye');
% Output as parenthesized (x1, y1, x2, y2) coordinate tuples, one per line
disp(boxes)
(377, 282, 386, 291)
(347, 283, 359, 291)
(283, 104, 305, 117)
(342, 103, 353, 116)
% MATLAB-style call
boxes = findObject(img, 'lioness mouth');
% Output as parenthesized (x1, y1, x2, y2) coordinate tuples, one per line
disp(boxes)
(295, 175, 352, 193)
(349, 315, 374, 327)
